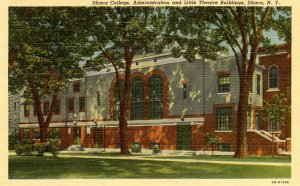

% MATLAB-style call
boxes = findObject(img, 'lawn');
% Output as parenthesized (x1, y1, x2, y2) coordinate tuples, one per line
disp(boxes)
(9, 155, 291, 179)
(59, 151, 291, 163)
(144, 155, 291, 163)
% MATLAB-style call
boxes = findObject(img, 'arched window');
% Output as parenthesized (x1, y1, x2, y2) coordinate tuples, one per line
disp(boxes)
(149, 75, 163, 119)
(269, 65, 279, 89)
(114, 80, 124, 120)
(131, 78, 144, 120)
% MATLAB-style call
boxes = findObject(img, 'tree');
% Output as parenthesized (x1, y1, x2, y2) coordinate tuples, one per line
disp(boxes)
(9, 8, 84, 142)
(261, 93, 291, 156)
(168, 7, 291, 158)
(203, 133, 220, 155)
(72, 7, 168, 155)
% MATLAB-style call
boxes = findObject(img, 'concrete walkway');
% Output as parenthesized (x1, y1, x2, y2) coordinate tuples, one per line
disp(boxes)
(56, 153, 291, 167)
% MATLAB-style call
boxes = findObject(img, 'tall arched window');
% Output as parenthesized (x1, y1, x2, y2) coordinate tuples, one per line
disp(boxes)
(131, 78, 144, 120)
(269, 65, 279, 89)
(114, 80, 124, 120)
(149, 75, 163, 119)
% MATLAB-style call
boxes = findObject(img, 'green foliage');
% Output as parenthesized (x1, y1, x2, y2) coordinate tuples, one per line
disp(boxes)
(47, 129, 61, 141)
(9, 133, 19, 150)
(9, 7, 85, 97)
(131, 143, 141, 153)
(151, 144, 161, 154)
(47, 140, 61, 157)
(20, 139, 34, 145)
(203, 133, 220, 155)
(203, 133, 219, 146)
(261, 93, 291, 130)
(34, 143, 47, 156)
(14, 143, 34, 156)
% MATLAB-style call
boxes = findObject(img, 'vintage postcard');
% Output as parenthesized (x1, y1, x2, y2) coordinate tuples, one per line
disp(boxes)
(1, 0, 299, 186)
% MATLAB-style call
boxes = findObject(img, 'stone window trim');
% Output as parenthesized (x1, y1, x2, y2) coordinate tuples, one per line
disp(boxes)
(109, 69, 169, 120)
(73, 81, 80, 92)
(268, 64, 279, 90)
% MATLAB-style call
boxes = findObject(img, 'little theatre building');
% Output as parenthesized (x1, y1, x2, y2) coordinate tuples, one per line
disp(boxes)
(18, 45, 291, 155)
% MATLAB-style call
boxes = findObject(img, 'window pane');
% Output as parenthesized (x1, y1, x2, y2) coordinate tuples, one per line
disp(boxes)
(218, 75, 230, 93)
(114, 80, 124, 120)
(131, 78, 144, 120)
(269, 66, 278, 88)
(44, 101, 49, 115)
(149, 75, 163, 119)
(79, 97, 85, 112)
(216, 107, 232, 130)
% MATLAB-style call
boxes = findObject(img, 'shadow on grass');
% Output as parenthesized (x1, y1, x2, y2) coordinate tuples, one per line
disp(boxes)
(9, 155, 291, 179)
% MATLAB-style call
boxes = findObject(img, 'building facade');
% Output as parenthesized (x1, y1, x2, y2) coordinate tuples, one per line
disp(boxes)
(8, 92, 20, 135)
(16, 46, 291, 155)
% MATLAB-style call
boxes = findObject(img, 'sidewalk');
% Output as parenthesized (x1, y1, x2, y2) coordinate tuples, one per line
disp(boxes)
(56, 153, 291, 167)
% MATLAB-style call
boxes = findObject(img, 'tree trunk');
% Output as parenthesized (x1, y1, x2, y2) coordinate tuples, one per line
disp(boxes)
(234, 76, 249, 158)
(119, 117, 129, 155)
(118, 57, 132, 155)
(40, 126, 48, 143)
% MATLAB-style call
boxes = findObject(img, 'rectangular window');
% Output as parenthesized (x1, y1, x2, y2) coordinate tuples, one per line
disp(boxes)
(68, 98, 74, 112)
(54, 99, 60, 115)
(24, 102, 29, 117)
(183, 83, 187, 99)
(97, 92, 100, 106)
(256, 75, 261, 96)
(14, 102, 17, 111)
(73, 82, 80, 92)
(24, 129, 30, 139)
(219, 143, 230, 151)
(216, 107, 232, 130)
(34, 129, 40, 139)
(256, 109, 261, 130)
(218, 75, 230, 93)
(44, 101, 49, 115)
(79, 97, 85, 112)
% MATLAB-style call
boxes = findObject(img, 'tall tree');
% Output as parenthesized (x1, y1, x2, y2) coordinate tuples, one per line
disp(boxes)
(261, 93, 291, 156)
(9, 8, 84, 142)
(168, 7, 291, 158)
(72, 7, 168, 155)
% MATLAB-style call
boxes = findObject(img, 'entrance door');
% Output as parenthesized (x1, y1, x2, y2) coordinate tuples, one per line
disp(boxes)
(93, 127, 103, 148)
(74, 127, 81, 145)
(177, 125, 191, 150)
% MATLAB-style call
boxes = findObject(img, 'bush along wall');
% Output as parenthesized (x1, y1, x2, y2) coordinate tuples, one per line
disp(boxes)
(14, 139, 61, 157)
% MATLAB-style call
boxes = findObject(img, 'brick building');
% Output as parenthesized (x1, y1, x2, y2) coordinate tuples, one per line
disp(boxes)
(16, 45, 291, 155)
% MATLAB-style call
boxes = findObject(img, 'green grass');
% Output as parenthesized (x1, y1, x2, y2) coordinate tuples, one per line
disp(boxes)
(60, 151, 122, 156)
(9, 155, 290, 179)
(145, 155, 291, 163)
(59, 152, 291, 163)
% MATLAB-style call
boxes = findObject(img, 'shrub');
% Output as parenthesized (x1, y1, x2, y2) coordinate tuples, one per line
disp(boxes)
(34, 143, 47, 156)
(14, 144, 23, 156)
(9, 133, 19, 150)
(203, 133, 220, 155)
(23, 144, 34, 155)
(151, 144, 161, 154)
(47, 140, 61, 157)
(131, 143, 141, 153)
(14, 143, 34, 156)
